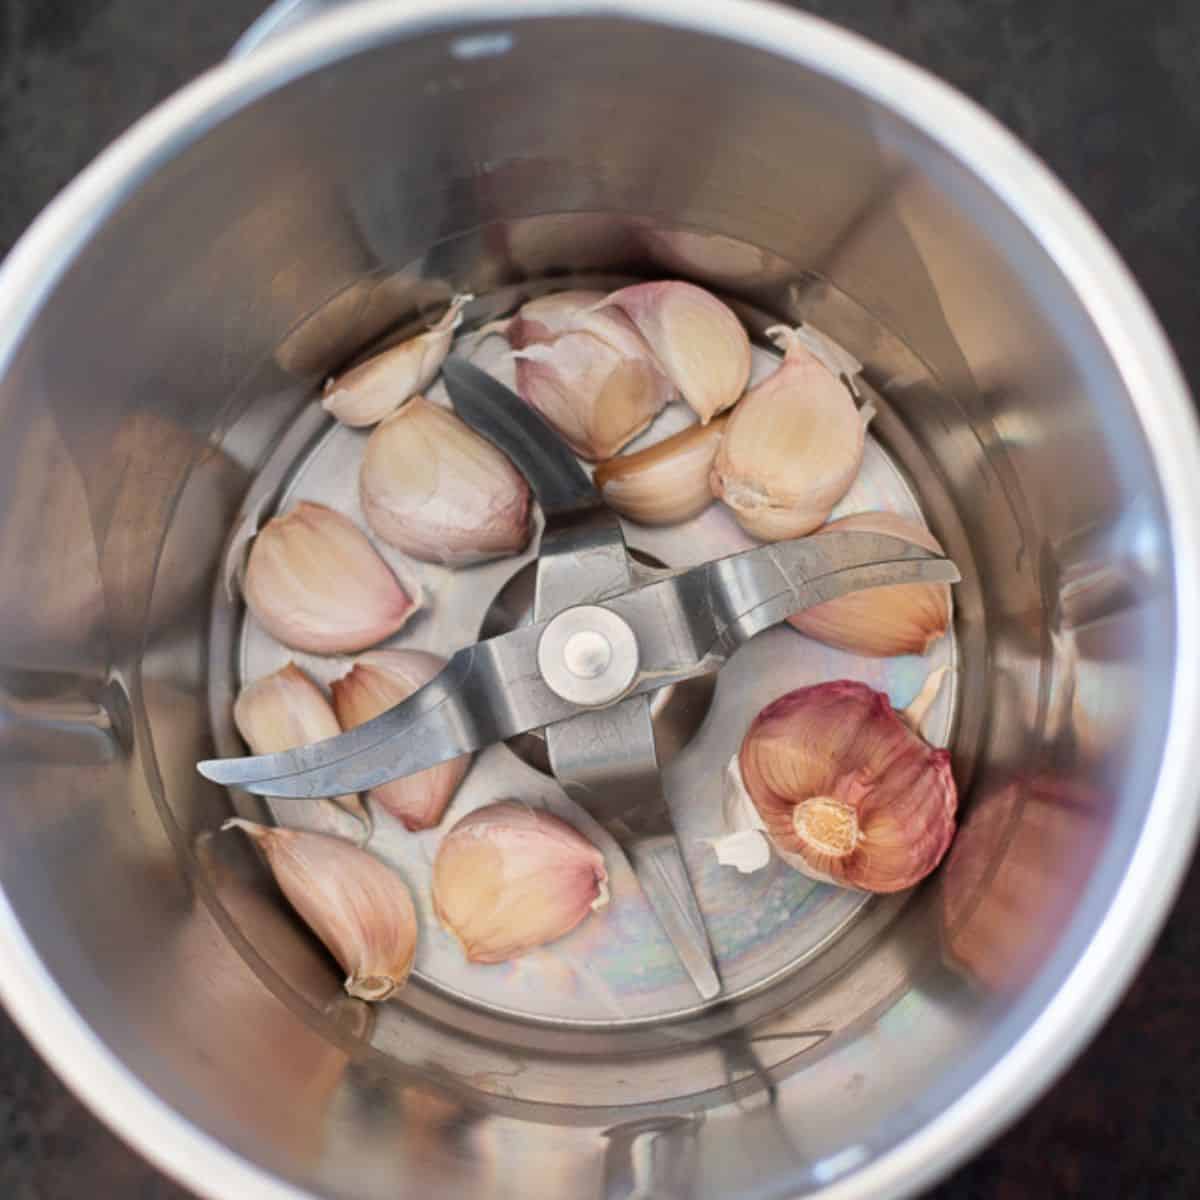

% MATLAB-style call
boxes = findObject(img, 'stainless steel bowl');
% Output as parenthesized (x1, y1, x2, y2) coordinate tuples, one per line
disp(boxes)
(1, 3, 1197, 1198)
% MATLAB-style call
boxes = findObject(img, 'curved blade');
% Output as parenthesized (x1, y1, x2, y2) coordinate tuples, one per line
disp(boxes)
(606, 530, 961, 681)
(442, 357, 599, 518)
(198, 624, 570, 797)
(199, 532, 959, 798)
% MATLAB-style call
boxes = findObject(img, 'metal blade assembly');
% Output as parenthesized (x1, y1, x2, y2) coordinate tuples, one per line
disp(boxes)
(200, 356, 960, 1004)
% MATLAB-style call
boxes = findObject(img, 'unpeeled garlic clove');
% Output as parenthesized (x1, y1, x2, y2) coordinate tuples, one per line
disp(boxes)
(322, 294, 473, 427)
(234, 663, 369, 838)
(331, 649, 471, 830)
(360, 396, 533, 566)
(788, 512, 952, 656)
(732, 681, 957, 893)
(243, 501, 418, 654)
(599, 281, 751, 424)
(593, 414, 728, 525)
(508, 290, 675, 461)
(224, 819, 417, 1001)
(432, 801, 609, 963)
(711, 326, 871, 540)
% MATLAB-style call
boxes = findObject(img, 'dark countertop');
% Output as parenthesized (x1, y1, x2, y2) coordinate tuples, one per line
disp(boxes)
(1, 2, 1198, 1197)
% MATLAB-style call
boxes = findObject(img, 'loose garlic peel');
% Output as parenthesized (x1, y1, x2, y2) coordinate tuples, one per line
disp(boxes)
(711, 326, 870, 541)
(709, 680, 957, 893)
(234, 663, 369, 840)
(600, 281, 751, 424)
(509, 291, 675, 461)
(432, 801, 609, 964)
(360, 396, 532, 565)
(323, 293, 473, 427)
(593, 414, 728, 525)
(243, 501, 418, 654)
(332, 649, 471, 831)
(224, 820, 418, 1002)
(788, 512, 952, 657)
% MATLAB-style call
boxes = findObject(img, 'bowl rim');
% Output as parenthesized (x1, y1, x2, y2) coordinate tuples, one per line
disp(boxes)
(0, 3, 1196, 1199)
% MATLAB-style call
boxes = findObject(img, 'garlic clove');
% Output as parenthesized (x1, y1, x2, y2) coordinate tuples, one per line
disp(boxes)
(432, 801, 609, 963)
(506, 290, 609, 348)
(787, 512, 953, 656)
(711, 326, 870, 540)
(224, 819, 418, 1001)
(360, 395, 532, 565)
(323, 294, 472, 427)
(593, 414, 728, 525)
(243, 501, 419, 654)
(735, 681, 957, 893)
(513, 330, 674, 461)
(331, 649, 471, 830)
(234, 663, 369, 838)
(600, 281, 751, 424)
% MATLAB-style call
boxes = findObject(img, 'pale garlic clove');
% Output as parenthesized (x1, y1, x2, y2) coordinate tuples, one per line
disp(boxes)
(788, 512, 952, 656)
(506, 288, 675, 461)
(711, 326, 871, 540)
(360, 396, 532, 566)
(506, 289, 610, 347)
(514, 335, 670, 460)
(432, 801, 609, 963)
(224, 819, 418, 1001)
(508, 291, 676, 461)
(734, 681, 957, 893)
(331, 649, 471, 831)
(593, 414, 728, 525)
(599, 281, 751, 424)
(243, 501, 419, 654)
(234, 663, 369, 838)
(322, 294, 473, 427)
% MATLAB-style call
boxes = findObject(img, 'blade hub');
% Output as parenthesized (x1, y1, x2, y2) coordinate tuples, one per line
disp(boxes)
(537, 605, 639, 707)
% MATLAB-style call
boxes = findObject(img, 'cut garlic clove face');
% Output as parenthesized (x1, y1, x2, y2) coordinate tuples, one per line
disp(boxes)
(711, 326, 869, 540)
(323, 294, 472, 427)
(243, 501, 418, 654)
(787, 512, 953, 656)
(234, 663, 369, 837)
(432, 801, 609, 963)
(224, 820, 418, 1001)
(331, 649, 470, 831)
(593, 414, 728, 525)
(600, 280, 751, 424)
(736, 681, 957, 893)
(360, 396, 532, 566)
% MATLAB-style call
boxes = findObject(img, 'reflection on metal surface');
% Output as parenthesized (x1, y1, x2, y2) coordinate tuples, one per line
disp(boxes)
(603, 1115, 701, 1200)
(940, 775, 1102, 992)
(0, 671, 129, 766)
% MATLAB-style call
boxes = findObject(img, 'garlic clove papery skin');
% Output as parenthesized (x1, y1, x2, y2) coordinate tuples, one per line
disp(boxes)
(224, 819, 418, 1001)
(508, 291, 676, 461)
(360, 396, 532, 565)
(234, 663, 369, 836)
(600, 281, 751, 424)
(593, 414, 728, 525)
(787, 512, 953, 656)
(331, 649, 471, 831)
(738, 681, 957, 893)
(432, 801, 609, 963)
(243, 501, 419, 654)
(711, 326, 869, 540)
(514, 334, 671, 460)
(323, 294, 472, 427)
